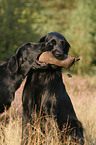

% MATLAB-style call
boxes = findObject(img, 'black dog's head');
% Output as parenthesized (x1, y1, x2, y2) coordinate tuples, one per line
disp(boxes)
(39, 32, 70, 60)
(37, 32, 72, 69)
(8, 42, 51, 74)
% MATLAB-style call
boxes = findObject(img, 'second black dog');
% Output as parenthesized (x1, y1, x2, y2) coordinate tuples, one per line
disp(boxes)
(0, 42, 50, 113)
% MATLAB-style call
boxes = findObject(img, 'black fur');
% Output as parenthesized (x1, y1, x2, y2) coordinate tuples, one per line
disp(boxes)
(22, 32, 84, 144)
(0, 42, 50, 113)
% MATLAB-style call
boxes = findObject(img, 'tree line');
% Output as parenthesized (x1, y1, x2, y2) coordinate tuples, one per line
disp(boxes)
(0, 0, 96, 74)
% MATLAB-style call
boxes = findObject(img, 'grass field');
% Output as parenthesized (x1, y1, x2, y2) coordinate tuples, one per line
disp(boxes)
(0, 73, 96, 145)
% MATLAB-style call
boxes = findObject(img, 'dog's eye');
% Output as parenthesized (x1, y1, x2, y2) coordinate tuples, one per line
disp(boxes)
(51, 39, 56, 45)
(26, 42, 33, 48)
(26, 42, 31, 46)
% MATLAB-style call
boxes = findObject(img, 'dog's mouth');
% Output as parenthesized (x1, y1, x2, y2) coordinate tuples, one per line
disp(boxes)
(35, 53, 49, 68)
(37, 51, 80, 69)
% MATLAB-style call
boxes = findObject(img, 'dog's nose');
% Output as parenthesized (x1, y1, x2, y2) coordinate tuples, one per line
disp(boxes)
(53, 51, 63, 59)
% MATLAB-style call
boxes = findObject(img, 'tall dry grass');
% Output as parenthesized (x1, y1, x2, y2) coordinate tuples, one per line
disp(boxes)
(0, 73, 96, 145)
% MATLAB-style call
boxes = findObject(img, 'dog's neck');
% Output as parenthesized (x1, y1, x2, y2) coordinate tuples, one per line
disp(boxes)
(7, 62, 33, 93)
(18, 62, 33, 78)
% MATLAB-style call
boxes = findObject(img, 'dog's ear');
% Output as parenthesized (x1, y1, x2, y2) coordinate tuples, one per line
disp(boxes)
(39, 35, 47, 42)
(8, 55, 18, 73)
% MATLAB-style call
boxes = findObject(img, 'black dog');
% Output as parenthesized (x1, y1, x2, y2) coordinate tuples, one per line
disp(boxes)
(22, 32, 84, 144)
(0, 42, 50, 113)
